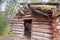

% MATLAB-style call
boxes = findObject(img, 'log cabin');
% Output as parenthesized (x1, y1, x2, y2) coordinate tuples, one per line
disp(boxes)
(10, 2, 60, 40)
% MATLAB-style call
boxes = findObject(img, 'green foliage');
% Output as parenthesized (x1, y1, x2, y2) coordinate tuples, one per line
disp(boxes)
(58, 0, 60, 1)
(31, 0, 41, 2)
(0, 0, 21, 36)
(5, 0, 21, 20)
(0, 14, 9, 36)
(49, 0, 56, 2)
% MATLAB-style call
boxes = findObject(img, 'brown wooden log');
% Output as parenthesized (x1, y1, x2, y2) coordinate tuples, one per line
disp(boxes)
(12, 28, 24, 31)
(12, 24, 23, 26)
(32, 25, 52, 29)
(12, 31, 24, 34)
(12, 18, 23, 21)
(32, 28, 53, 34)
(33, 22, 51, 25)
(32, 35, 53, 40)
(11, 30, 24, 32)
(11, 26, 24, 29)
(31, 8, 49, 17)
(32, 32, 53, 38)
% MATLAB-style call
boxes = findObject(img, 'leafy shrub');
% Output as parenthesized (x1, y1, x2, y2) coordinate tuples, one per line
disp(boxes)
(0, 15, 9, 36)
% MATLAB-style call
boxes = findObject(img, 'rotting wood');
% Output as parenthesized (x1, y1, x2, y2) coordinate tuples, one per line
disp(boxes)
(30, 7, 50, 17)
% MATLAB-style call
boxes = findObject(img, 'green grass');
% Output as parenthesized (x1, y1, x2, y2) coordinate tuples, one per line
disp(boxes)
(0, 26, 9, 40)
(0, 32, 16, 40)
(0, 14, 9, 36)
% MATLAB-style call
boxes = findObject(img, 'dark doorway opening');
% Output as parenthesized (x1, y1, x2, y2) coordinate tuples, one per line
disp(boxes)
(24, 20, 32, 38)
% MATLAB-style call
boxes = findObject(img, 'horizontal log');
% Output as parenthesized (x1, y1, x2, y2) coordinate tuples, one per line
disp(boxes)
(13, 16, 23, 19)
(11, 28, 24, 31)
(12, 20, 23, 23)
(32, 26, 53, 30)
(22, 17, 32, 19)
(11, 25, 24, 27)
(32, 31, 53, 34)
(10, 21, 24, 24)
(33, 33, 53, 38)
(32, 38, 52, 40)
(13, 22, 24, 24)
(12, 19, 23, 21)
(12, 24, 23, 26)
(32, 35, 53, 40)
(32, 28, 53, 34)
(22, 17, 33, 19)
(32, 26, 53, 29)
(11, 26, 24, 28)
(33, 22, 50, 24)
(11, 30, 24, 32)
(10, 27, 24, 29)
(32, 25, 51, 28)
(23, 15, 32, 17)
(33, 17, 51, 21)
(33, 22, 51, 25)
(33, 20, 51, 22)
(32, 32, 53, 38)
(12, 31, 24, 34)
(12, 21, 23, 23)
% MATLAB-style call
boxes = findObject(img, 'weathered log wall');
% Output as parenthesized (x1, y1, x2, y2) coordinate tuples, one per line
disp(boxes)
(10, 13, 54, 40)
(31, 15, 53, 40)
(10, 17, 24, 39)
